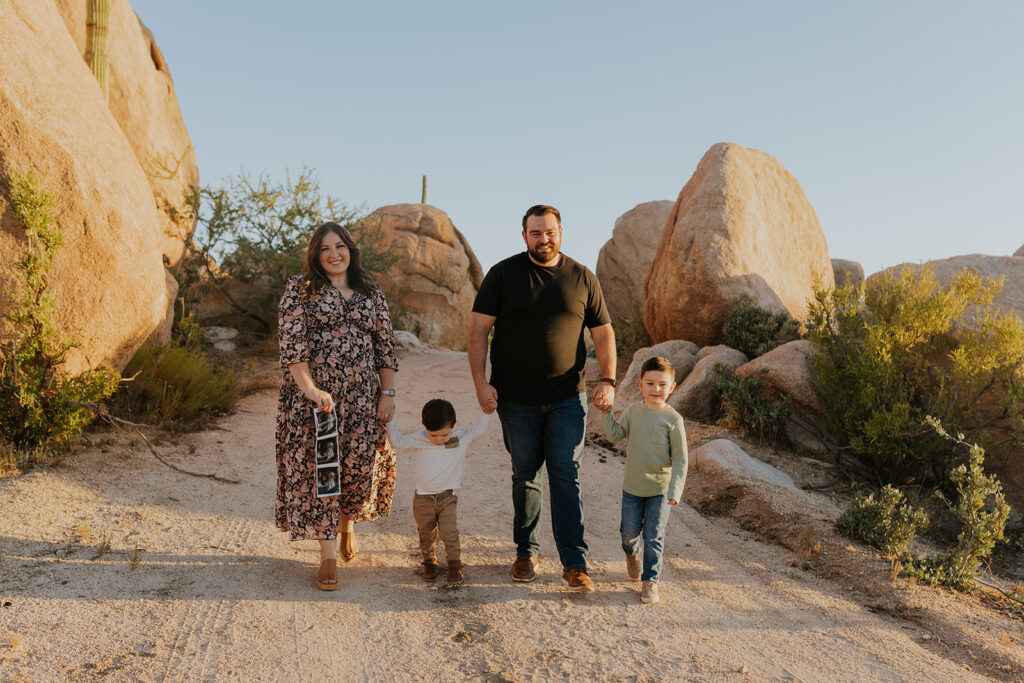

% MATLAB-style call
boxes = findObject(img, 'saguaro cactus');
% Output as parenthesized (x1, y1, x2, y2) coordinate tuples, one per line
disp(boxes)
(85, 0, 111, 101)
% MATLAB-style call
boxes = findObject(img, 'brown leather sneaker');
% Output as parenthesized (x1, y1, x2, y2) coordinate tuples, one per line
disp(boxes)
(625, 552, 642, 582)
(510, 556, 539, 582)
(562, 568, 595, 592)
(421, 561, 440, 582)
(446, 561, 464, 587)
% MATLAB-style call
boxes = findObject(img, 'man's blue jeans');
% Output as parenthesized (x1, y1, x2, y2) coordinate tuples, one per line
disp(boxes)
(497, 393, 588, 570)
(620, 491, 672, 582)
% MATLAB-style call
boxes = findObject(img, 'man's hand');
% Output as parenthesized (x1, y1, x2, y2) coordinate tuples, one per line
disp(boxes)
(592, 381, 614, 413)
(475, 383, 498, 414)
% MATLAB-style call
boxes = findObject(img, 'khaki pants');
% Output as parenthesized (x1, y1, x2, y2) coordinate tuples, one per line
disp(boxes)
(412, 490, 460, 565)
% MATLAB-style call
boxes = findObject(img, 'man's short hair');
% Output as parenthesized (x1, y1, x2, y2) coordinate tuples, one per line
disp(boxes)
(421, 398, 456, 430)
(640, 355, 675, 379)
(522, 205, 561, 230)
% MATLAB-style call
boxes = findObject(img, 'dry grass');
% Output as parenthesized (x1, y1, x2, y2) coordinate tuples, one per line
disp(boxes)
(799, 526, 821, 562)
(128, 543, 143, 570)
(0, 440, 57, 478)
(93, 534, 112, 560)
(73, 521, 91, 542)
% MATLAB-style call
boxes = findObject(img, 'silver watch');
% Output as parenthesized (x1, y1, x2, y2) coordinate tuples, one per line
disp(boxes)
(380, 388, 396, 397)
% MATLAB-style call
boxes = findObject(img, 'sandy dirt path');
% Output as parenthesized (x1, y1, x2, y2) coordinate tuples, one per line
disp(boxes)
(0, 348, 996, 681)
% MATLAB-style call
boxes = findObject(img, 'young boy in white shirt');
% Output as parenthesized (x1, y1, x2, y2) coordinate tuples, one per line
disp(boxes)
(387, 399, 490, 586)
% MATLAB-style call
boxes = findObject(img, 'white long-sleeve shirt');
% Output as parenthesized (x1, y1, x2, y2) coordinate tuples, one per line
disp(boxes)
(386, 412, 492, 494)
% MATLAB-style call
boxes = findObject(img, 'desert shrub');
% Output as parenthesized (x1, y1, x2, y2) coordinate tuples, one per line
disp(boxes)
(714, 364, 793, 443)
(0, 171, 120, 455)
(806, 265, 1024, 484)
(613, 312, 653, 363)
(114, 314, 238, 427)
(720, 301, 802, 359)
(836, 484, 929, 556)
(178, 169, 396, 332)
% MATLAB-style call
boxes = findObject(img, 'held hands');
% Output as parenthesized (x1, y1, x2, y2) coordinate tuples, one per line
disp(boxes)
(377, 395, 395, 422)
(475, 382, 498, 414)
(592, 382, 615, 413)
(306, 387, 334, 413)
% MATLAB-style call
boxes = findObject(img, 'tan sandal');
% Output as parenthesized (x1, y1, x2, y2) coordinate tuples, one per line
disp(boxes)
(340, 531, 359, 563)
(316, 559, 338, 591)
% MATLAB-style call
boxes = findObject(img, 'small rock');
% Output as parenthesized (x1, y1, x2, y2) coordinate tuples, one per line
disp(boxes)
(204, 326, 239, 343)
(213, 340, 237, 353)
(738, 666, 749, 675)
(393, 330, 422, 349)
(920, 634, 933, 642)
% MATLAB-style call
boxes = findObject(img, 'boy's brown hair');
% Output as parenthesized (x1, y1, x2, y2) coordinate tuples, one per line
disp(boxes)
(640, 355, 675, 379)
(421, 398, 456, 430)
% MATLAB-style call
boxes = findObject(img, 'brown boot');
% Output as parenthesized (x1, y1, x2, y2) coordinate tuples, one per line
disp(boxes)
(421, 560, 440, 582)
(446, 561, 464, 587)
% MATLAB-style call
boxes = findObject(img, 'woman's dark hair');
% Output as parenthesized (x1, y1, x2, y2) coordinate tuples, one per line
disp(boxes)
(302, 222, 375, 298)
(640, 355, 675, 378)
(421, 399, 456, 431)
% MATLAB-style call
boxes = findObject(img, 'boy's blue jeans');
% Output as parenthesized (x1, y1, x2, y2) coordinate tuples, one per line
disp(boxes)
(497, 393, 589, 571)
(620, 491, 672, 582)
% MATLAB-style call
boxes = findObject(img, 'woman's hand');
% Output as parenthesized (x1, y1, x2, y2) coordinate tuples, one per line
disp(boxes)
(306, 387, 334, 413)
(378, 394, 395, 422)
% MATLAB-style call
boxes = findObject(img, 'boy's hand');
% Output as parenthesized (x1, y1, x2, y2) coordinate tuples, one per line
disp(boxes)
(668, 499, 678, 506)
(475, 382, 498, 414)
(592, 382, 614, 412)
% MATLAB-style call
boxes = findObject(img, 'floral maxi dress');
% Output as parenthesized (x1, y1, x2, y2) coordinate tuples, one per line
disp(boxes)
(275, 274, 398, 540)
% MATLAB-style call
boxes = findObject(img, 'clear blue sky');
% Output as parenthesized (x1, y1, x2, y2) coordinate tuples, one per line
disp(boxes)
(132, 0, 1023, 276)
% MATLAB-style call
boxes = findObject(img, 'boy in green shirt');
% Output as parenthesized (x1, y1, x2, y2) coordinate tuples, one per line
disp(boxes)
(600, 356, 688, 604)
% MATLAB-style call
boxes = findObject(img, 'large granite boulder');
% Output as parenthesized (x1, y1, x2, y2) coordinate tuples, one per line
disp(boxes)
(613, 339, 699, 411)
(831, 259, 864, 289)
(671, 346, 748, 421)
(355, 204, 483, 350)
(596, 200, 673, 328)
(1014, 245, 1024, 257)
(56, 0, 198, 267)
(644, 143, 834, 346)
(0, 0, 171, 374)
(736, 340, 830, 452)
(692, 439, 799, 491)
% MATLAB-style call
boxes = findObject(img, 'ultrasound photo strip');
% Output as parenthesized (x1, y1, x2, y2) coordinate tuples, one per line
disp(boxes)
(313, 406, 338, 439)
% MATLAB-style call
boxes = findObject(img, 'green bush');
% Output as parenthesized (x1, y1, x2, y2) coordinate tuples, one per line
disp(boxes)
(806, 265, 1024, 484)
(0, 170, 120, 454)
(613, 308, 652, 363)
(178, 169, 396, 332)
(836, 484, 929, 556)
(112, 313, 238, 427)
(714, 364, 793, 443)
(720, 301, 802, 358)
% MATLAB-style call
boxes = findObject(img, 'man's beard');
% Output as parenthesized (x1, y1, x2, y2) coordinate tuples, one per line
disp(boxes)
(528, 245, 559, 265)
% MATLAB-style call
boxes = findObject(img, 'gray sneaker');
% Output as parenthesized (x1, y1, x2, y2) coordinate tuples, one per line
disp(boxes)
(641, 580, 659, 604)
(625, 552, 642, 582)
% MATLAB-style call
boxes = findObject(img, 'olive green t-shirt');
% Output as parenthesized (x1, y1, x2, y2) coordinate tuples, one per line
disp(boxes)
(602, 403, 688, 501)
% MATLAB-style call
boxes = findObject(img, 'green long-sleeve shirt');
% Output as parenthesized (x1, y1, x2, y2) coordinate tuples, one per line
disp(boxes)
(602, 402, 688, 501)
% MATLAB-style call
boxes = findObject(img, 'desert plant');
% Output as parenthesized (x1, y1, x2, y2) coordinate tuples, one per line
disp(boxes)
(807, 265, 1024, 484)
(85, 0, 110, 101)
(714, 364, 793, 443)
(116, 344, 238, 427)
(0, 171, 120, 454)
(720, 301, 802, 359)
(836, 484, 930, 556)
(178, 169, 395, 332)
(613, 310, 653, 363)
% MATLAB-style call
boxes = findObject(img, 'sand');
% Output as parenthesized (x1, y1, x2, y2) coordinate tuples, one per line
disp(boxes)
(0, 348, 1020, 681)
